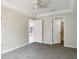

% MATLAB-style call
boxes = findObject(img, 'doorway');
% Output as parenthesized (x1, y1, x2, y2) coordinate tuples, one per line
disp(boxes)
(52, 17, 64, 46)
(28, 20, 43, 43)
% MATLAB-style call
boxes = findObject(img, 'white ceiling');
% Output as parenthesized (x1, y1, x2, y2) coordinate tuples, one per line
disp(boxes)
(1, 0, 76, 17)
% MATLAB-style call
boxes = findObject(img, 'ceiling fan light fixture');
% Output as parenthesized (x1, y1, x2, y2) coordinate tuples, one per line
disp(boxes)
(33, 0, 51, 10)
(33, 0, 40, 9)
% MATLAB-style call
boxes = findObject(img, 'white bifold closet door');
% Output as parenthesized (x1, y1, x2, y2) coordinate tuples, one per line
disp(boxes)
(29, 20, 42, 43)
(52, 19, 61, 44)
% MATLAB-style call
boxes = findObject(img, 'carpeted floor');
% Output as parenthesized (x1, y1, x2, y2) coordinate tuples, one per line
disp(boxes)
(1, 42, 77, 59)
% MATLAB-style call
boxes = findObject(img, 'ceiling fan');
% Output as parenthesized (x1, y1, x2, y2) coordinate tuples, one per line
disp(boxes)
(33, 0, 52, 10)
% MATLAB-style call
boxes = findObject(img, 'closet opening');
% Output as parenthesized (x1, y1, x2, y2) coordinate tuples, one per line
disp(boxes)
(52, 17, 64, 46)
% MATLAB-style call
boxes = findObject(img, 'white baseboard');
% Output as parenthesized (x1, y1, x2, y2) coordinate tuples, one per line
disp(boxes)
(64, 44, 77, 48)
(1, 44, 28, 54)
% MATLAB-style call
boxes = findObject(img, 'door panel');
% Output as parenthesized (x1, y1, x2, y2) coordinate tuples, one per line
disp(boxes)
(33, 20, 42, 43)
(52, 20, 61, 44)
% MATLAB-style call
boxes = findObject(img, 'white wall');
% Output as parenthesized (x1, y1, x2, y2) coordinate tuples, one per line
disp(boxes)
(42, 18, 52, 44)
(1, 6, 33, 53)
(64, 12, 77, 48)
(37, 9, 77, 48)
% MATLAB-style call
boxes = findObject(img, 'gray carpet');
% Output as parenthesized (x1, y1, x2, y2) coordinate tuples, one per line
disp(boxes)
(1, 42, 77, 59)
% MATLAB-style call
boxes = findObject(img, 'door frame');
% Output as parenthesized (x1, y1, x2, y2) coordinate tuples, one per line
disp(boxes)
(52, 16, 65, 45)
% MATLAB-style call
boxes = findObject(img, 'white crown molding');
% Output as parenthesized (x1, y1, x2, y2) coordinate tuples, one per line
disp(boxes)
(37, 9, 72, 17)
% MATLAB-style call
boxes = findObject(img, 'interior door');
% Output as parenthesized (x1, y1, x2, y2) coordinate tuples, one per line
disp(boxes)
(29, 20, 42, 43)
(52, 19, 61, 44)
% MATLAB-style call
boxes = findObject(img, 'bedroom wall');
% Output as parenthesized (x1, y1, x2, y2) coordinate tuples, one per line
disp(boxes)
(64, 4, 77, 48)
(1, 6, 33, 54)
(42, 18, 52, 44)
(37, 11, 77, 48)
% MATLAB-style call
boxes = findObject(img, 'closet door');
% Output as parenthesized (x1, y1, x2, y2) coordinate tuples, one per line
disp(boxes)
(29, 20, 42, 43)
(52, 19, 61, 44)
